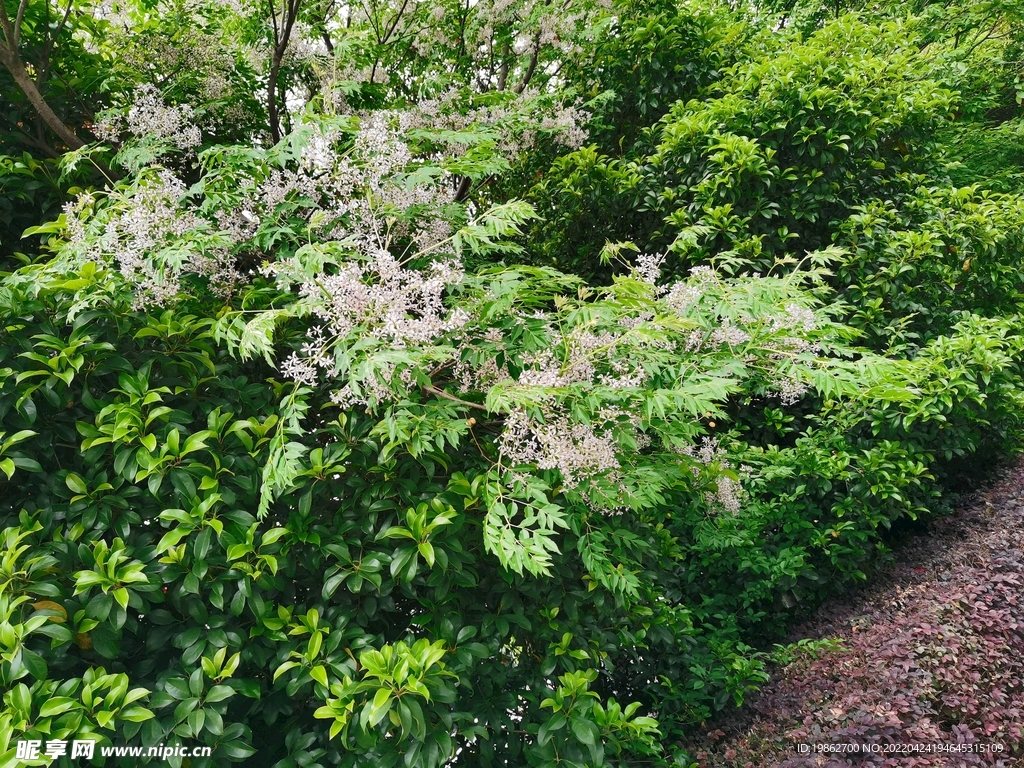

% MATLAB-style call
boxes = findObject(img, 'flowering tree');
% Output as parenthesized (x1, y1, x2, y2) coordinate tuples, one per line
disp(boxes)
(3, 0, 1024, 765)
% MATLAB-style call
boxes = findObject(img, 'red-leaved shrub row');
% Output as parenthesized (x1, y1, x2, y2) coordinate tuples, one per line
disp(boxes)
(687, 462, 1024, 767)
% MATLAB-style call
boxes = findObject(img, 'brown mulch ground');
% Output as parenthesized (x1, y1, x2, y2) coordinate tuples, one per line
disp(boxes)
(684, 459, 1024, 767)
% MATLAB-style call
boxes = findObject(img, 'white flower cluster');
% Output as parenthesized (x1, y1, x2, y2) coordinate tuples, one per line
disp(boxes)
(280, 352, 319, 386)
(684, 329, 705, 352)
(771, 375, 810, 405)
(72, 172, 232, 306)
(406, 90, 589, 163)
(618, 311, 654, 330)
(329, 373, 396, 409)
(100, 172, 196, 306)
(94, 0, 131, 28)
(219, 117, 453, 252)
(664, 265, 717, 313)
(445, 0, 610, 66)
(634, 252, 666, 285)
(413, 216, 454, 250)
(300, 250, 468, 348)
(663, 265, 826, 405)
(61, 194, 94, 253)
(679, 437, 745, 514)
(350, 114, 455, 245)
(454, 354, 512, 393)
(283, 23, 331, 65)
(278, 250, 469, 393)
(491, 322, 660, 487)
(538, 103, 591, 150)
(514, 329, 649, 390)
(206, 115, 473, 399)
(116, 28, 238, 105)
(765, 304, 822, 403)
(95, 85, 201, 150)
(771, 303, 817, 332)
(499, 408, 620, 488)
(355, 113, 414, 181)
(711, 323, 752, 347)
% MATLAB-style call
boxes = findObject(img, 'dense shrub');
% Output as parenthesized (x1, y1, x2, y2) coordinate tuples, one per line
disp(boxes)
(528, 17, 956, 279)
(835, 188, 1024, 349)
(0, 197, 884, 765)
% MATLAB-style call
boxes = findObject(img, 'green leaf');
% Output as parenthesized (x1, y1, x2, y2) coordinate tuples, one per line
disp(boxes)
(39, 697, 76, 717)
(120, 706, 155, 722)
(417, 541, 436, 567)
(537, 713, 566, 746)
(205, 685, 235, 703)
(89, 626, 119, 659)
(273, 661, 299, 682)
(571, 717, 600, 746)
(261, 526, 289, 546)
(65, 472, 88, 494)
(310, 665, 329, 687)
(362, 688, 394, 729)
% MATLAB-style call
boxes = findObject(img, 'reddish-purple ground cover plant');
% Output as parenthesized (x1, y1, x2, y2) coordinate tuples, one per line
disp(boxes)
(686, 460, 1024, 767)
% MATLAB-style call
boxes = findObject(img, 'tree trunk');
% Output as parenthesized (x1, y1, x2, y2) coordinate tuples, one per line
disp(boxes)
(268, 52, 284, 143)
(0, 47, 85, 151)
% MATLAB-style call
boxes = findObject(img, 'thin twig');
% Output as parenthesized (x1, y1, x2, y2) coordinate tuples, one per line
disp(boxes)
(422, 385, 489, 411)
(13, 0, 29, 48)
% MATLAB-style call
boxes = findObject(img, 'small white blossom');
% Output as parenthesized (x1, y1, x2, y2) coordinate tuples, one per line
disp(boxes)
(665, 283, 703, 313)
(711, 323, 751, 347)
(96, 84, 201, 150)
(678, 437, 746, 514)
(281, 352, 319, 386)
(499, 409, 620, 487)
(770, 303, 817, 332)
(635, 252, 666, 285)
(771, 374, 809, 405)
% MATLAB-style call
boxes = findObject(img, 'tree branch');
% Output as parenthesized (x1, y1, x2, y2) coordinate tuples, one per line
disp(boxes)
(514, 34, 541, 94)
(422, 385, 489, 412)
(1, 115, 59, 157)
(454, 175, 472, 202)
(12, 0, 29, 48)
(38, 0, 75, 85)
(317, 0, 336, 52)
(267, 0, 302, 142)
(0, 0, 17, 45)
(496, 42, 510, 91)
(381, 0, 410, 44)
(0, 54, 85, 151)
